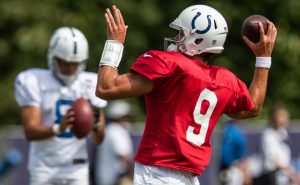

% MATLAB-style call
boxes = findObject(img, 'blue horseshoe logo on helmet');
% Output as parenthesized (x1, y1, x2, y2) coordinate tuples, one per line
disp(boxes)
(191, 12, 212, 34)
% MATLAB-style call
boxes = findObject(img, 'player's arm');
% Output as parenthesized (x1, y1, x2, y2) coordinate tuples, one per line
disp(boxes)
(227, 68, 269, 119)
(117, 153, 134, 180)
(227, 21, 277, 119)
(96, 5, 153, 100)
(91, 108, 106, 144)
(21, 106, 74, 140)
(96, 68, 153, 100)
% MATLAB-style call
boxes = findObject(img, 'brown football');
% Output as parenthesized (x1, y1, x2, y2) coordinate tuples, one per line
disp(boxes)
(72, 97, 94, 139)
(241, 15, 269, 43)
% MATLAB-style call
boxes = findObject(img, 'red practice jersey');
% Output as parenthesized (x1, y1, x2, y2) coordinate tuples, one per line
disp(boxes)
(130, 50, 254, 175)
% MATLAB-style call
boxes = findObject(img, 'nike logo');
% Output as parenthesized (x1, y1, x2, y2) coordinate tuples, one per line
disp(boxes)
(143, 53, 152, 58)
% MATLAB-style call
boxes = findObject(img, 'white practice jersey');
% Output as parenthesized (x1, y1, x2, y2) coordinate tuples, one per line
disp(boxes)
(260, 127, 291, 172)
(14, 68, 107, 179)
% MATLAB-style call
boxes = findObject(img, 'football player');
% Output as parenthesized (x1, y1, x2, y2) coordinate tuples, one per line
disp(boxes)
(96, 5, 277, 185)
(14, 27, 107, 185)
(253, 103, 300, 185)
(95, 100, 134, 185)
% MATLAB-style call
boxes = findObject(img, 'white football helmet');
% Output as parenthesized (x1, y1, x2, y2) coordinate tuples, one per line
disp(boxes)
(164, 5, 228, 56)
(107, 100, 132, 119)
(48, 27, 88, 85)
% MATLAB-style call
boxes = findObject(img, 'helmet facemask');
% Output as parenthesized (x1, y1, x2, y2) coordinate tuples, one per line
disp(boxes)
(164, 30, 188, 53)
(51, 57, 87, 85)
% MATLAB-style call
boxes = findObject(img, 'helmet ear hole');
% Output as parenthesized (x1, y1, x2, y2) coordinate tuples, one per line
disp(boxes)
(194, 38, 203, 45)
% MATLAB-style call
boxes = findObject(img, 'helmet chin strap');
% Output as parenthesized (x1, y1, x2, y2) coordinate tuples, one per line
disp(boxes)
(167, 44, 178, 52)
(167, 43, 192, 56)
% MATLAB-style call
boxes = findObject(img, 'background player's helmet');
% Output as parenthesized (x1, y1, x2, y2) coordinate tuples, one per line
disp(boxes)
(48, 27, 88, 85)
(107, 100, 132, 120)
(164, 5, 228, 56)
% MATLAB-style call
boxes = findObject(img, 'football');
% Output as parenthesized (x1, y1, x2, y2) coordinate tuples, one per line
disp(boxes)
(241, 15, 269, 43)
(71, 97, 95, 139)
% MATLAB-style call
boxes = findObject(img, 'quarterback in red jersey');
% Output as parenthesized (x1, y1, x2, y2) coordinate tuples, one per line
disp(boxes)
(96, 5, 277, 185)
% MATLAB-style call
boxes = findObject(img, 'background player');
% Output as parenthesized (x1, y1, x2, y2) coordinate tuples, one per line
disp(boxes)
(253, 103, 299, 185)
(219, 120, 251, 185)
(96, 5, 277, 185)
(14, 27, 107, 185)
(95, 100, 134, 185)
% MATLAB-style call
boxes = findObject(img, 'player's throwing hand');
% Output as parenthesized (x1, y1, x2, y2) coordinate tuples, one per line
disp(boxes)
(243, 21, 277, 57)
(105, 5, 128, 44)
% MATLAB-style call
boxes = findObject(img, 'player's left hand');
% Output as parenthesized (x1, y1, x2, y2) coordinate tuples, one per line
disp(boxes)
(243, 21, 277, 57)
(105, 5, 128, 44)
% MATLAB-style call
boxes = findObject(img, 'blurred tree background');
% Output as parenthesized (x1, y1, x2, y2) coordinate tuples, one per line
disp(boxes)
(1, 0, 300, 126)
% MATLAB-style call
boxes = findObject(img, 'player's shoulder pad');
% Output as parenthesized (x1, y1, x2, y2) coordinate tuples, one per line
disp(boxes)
(210, 65, 242, 88)
(142, 50, 181, 59)
(77, 71, 97, 86)
(16, 68, 48, 84)
(78, 71, 97, 79)
(211, 65, 236, 78)
(139, 50, 185, 65)
(77, 72, 106, 103)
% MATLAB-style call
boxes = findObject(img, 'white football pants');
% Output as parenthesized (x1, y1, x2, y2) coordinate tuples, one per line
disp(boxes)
(133, 162, 200, 185)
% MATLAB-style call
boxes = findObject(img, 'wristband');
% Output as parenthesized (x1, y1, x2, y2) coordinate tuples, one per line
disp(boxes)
(52, 124, 61, 135)
(255, 57, 271, 68)
(99, 40, 124, 68)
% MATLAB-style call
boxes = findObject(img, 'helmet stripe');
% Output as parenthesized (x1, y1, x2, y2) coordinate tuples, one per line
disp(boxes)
(69, 27, 77, 55)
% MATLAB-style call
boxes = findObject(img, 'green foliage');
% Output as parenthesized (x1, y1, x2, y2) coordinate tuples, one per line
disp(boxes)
(1, 0, 300, 126)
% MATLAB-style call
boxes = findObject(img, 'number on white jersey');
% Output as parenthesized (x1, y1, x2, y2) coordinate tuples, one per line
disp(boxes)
(186, 88, 217, 146)
(54, 99, 74, 138)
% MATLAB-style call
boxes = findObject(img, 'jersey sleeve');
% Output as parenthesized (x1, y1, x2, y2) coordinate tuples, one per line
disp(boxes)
(130, 51, 176, 80)
(14, 70, 41, 107)
(89, 88, 107, 109)
(224, 77, 254, 114)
